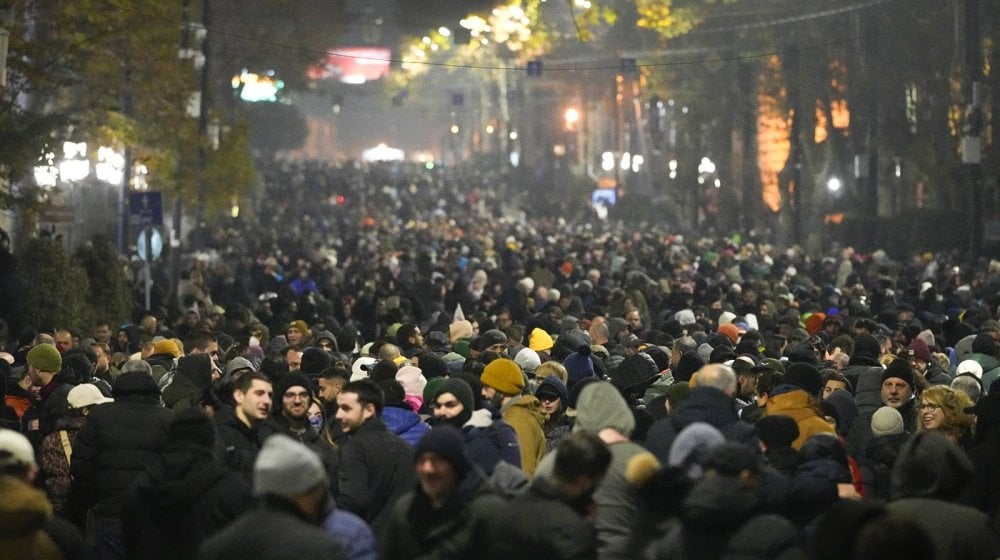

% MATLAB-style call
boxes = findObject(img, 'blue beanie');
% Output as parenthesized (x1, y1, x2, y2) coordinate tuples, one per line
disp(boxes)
(563, 345, 595, 390)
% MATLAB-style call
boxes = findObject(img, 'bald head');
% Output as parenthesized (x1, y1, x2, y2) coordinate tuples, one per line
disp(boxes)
(694, 364, 738, 397)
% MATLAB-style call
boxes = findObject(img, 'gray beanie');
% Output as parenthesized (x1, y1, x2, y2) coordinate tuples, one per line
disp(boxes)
(871, 406, 904, 437)
(668, 422, 725, 478)
(573, 381, 635, 437)
(254, 434, 327, 497)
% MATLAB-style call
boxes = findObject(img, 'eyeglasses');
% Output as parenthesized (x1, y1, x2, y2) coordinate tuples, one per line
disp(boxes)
(537, 395, 560, 403)
(284, 390, 310, 401)
(918, 403, 942, 412)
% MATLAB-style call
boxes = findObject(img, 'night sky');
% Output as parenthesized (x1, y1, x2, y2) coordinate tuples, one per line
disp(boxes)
(398, 0, 497, 32)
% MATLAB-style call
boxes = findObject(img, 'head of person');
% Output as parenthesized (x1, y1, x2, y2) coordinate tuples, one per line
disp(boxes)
(396, 323, 423, 348)
(906, 339, 932, 374)
(533, 361, 568, 385)
(66, 384, 113, 416)
(413, 426, 471, 507)
(0, 428, 38, 482)
(479, 358, 525, 408)
(336, 379, 384, 434)
(432, 378, 475, 428)
(535, 376, 569, 416)
(94, 322, 112, 344)
(233, 372, 273, 426)
(307, 398, 325, 431)
(284, 346, 303, 372)
(880, 359, 915, 409)
(275, 373, 313, 423)
(26, 343, 62, 387)
(286, 320, 310, 347)
(317, 367, 349, 403)
(918, 385, 974, 441)
(692, 364, 738, 398)
(822, 370, 852, 399)
(54, 330, 73, 354)
(253, 434, 329, 522)
(551, 431, 612, 499)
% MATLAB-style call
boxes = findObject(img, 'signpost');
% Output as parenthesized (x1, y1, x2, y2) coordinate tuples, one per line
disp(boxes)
(129, 192, 163, 311)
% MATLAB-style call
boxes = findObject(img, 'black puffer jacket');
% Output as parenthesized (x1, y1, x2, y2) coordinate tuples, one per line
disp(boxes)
(123, 440, 254, 560)
(162, 354, 212, 411)
(336, 417, 416, 538)
(71, 372, 172, 518)
(383, 470, 506, 560)
(214, 407, 265, 483)
(645, 387, 758, 463)
(859, 432, 908, 500)
(644, 476, 806, 560)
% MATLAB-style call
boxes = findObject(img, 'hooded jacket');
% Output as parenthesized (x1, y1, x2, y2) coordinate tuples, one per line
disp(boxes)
(71, 372, 173, 518)
(381, 405, 431, 447)
(162, 353, 213, 410)
(534, 381, 646, 559)
(887, 432, 998, 560)
(646, 386, 759, 463)
(765, 388, 836, 450)
(500, 394, 547, 475)
(645, 475, 806, 560)
(123, 441, 254, 559)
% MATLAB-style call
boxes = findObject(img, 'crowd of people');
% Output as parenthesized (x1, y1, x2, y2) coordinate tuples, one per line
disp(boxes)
(2, 158, 1000, 559)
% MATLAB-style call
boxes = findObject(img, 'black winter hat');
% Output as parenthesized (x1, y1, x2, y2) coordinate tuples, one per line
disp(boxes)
(853, 334, 880, 358)
(881, 359, 915, 389)
(674, 352, 705, 383)
(418, 353, 449, 379)
(784, 362, 823, 396)
(169, 407, 216, 448)
(613, 353, 659, 393)
(414, 426, 471, 475)
(176, 353, 213, 389)
(709, 346, 737, 364)
(972, 334, 997, 356)
(300, 347, 332, 376)
(274, 372, 313, 401)
(366, 359, 399, 382)
(756, 415, 799, 448)
(112, 371, 161, 398)
(642, 346, 670, 372)
(61, 353, 94, 384)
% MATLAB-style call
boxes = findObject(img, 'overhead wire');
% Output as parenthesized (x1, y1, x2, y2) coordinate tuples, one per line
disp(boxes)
(115, 0, 937, 74)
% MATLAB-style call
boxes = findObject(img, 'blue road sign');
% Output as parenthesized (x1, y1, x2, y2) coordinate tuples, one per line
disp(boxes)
(129, 192, 163, 227)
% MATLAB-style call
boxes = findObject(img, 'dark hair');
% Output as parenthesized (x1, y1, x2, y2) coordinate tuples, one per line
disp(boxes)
(822, 370, 853, 393)
(395, 323, 419, 346)
(319, 366, 349, 382)
(755, 370, 782, 397)
(234, 371, 270, 394)
(553, 432, 612, 483)
(342, 379, 385, 415)
(184, 330, 217, 353)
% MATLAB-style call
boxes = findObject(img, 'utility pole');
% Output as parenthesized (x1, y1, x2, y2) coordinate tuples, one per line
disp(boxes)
(962, 0, 983, 261)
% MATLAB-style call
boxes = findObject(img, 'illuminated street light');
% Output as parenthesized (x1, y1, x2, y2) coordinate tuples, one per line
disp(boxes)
(509, 131, 518, 140)
(486, 124, 495, 134)
(450, 125, 460, 134)
(827, 177, 842, 193)
(564, 107, 580, 130)
(438, 27, 451, 37)
(698, 157, 716, 175)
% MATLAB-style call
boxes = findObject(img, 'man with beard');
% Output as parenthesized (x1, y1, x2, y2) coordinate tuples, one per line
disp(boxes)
(430, 377, 522, 475)
(847, 359, 917, 460)
(334, 379, 415, 538)
(480, 358, 545, 475)
(317, 366, 349, 417)
(215, 372, 273, 482)
(260, 373, 339, 478)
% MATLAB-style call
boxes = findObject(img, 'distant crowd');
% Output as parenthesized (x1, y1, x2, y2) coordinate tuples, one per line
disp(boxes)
(2, 159, 1000, 559)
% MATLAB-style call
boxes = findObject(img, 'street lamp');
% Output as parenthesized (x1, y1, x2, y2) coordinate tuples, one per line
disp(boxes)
(827, 177, 842, 193)
(564, 107, 580, 131)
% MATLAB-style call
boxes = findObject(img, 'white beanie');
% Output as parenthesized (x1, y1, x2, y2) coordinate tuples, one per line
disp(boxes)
(254, 434, 327, 497)
(351, 357, 376, 382)
(514, 347, 541, 374)
(871, 406, 904, 437)
(956, 359, 984, 380)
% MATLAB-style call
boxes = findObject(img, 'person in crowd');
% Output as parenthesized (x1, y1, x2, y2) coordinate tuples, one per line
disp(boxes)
(765, 363, 837, 450)
(22, 343, 70, 449)
(887, 432, 998, 560)
(215, 372, 273, 482)
(847, 359, 917, 461)
(0, 428, 91, 559)
(382, 426, 505, 559)
(488, 432, 613, 560)
(479, 357, 546, 474)
(916, 385, 974, 446)
(535, 376, 573, 452)
(646, 364, 758, 462)
(71, 371, 173, 559)
(198, 435, 347, 560)
(334, 379, 415, 537)
(533, 381, 648, 558)
(124, 408, 253, 559)
(430, 377, 522, 476)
